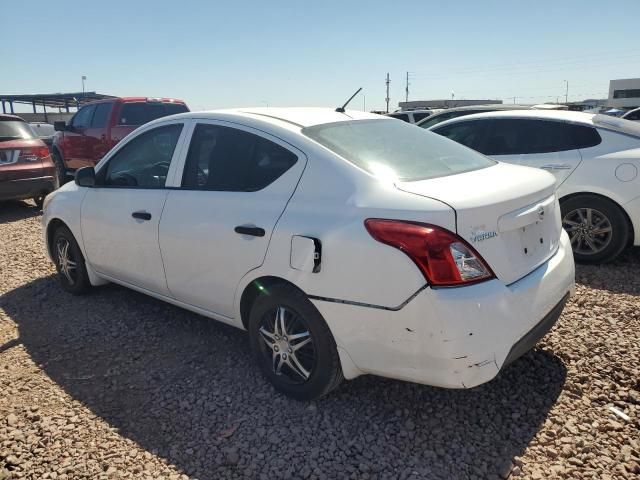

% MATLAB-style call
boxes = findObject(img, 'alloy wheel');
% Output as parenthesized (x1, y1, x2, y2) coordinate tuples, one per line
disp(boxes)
(563, 207, 613, 256)
(56, 237, 77, 285)
(257, 306, 316, 384)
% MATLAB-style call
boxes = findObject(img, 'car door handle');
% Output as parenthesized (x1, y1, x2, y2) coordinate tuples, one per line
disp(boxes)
(132, 211, 152, 221)
(234, 225, 265, 237)
(541, 164, 573, 170)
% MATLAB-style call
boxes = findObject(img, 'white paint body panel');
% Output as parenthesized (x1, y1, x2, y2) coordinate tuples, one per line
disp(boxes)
(42, 108, 575, 389)
(430, 111, 640, 245)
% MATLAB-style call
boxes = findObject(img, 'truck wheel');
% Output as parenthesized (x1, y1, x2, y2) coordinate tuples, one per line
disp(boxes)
(561, 195, 629, 264)
(52, 150, 67, 187)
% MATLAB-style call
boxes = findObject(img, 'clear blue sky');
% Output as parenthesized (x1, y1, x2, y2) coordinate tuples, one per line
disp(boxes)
(2, 0, 639, 112)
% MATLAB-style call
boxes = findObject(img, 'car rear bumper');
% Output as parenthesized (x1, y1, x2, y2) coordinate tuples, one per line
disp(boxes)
(0, 176, 56, 201)
(624, 195, 640, 246)
(313, 230, 575, 388)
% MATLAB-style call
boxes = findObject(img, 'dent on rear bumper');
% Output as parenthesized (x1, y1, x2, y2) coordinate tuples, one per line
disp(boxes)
(313, 231, 575, 388)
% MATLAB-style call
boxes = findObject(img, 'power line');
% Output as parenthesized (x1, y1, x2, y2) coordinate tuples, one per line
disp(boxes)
(412, 49, 640, 79)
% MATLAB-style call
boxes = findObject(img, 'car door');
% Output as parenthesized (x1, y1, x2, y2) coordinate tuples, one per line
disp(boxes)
(63, 104, 95, 170)
(159, 121, 307, 318)
(83, 102, 114, 167)
(80, 121, 187, 294)
(478, 118, 583, 186)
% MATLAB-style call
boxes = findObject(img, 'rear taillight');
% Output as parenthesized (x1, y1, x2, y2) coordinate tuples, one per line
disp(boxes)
(18, 146, 50, 163)
(364, 219, 495, 287)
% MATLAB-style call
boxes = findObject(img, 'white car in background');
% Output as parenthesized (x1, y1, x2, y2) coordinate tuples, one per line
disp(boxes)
(386, 109, 436, 124)
(429, 111, 640, 263)
(42, 108, 574, 400)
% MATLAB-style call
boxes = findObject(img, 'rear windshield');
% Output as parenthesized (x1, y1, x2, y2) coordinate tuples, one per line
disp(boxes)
(118, 102, 189, 126)
(303, 119, 495, 181)
(0, 120, 37, 141)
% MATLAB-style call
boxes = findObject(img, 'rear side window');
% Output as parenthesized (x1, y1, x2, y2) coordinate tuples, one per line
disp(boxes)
(91, 103, 112, 128)
(71, 105, 96, 128)
(182, 124, 298, 191)
(480, 119, 601, 155)
(118, 102, 189, 126)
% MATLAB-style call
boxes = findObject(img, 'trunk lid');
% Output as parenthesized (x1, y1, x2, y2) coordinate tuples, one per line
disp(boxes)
(397, 162, 561, 285)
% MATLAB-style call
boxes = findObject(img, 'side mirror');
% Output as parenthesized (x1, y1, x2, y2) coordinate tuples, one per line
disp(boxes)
(75, 167, 95, 187)
(54, 121, 67, 132)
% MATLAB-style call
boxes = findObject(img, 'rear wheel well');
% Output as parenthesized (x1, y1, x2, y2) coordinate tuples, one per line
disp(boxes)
(239, 276, 305, 330)
(559, 192, 635, 245)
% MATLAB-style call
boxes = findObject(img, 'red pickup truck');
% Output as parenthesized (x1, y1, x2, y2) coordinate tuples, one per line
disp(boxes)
(52, 97, 189, 184)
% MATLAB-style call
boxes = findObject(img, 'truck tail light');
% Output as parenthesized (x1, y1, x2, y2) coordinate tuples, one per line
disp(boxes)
(364, 219, 495, 287)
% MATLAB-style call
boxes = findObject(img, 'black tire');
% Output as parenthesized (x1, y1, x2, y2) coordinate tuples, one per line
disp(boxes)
(248, 284, 343, 400)
(561, 194, 629, 264)
(33, 193, 46, 210)
(52, 226, 91, 294)
(51, 150, 67, 187)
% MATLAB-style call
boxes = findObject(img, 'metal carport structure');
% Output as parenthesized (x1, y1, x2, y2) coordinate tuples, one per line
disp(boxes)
(0, 92, 116, 122)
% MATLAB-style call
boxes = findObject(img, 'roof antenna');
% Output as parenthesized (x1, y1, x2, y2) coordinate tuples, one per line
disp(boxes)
(336, 87, 362, 113)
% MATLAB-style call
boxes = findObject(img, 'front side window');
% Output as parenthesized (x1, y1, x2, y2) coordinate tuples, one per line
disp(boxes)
(100, 124, 183, 187)
(118, 102, 189, 126)
(91, 103, 112, 128)
(182, 124, 298, 191)
(433, 121, 487, 150)
(303, 119, 494, 182)
(71, 105, 96, 128)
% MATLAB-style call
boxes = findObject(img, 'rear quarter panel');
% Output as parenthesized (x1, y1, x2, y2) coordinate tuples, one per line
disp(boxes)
(558, 129, 640, 244)
(235, 142, 456, 314)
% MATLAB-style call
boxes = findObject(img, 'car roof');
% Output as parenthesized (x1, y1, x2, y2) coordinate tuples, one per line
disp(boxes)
(430, 109, 640, 138)
(389, 109, 433, 114)
(436, 104, 532, 113)
(83, 97, 187, 106)
(0, 114, 25, 122)
(432, 109, 596, 126)
(166, 107, 385, 129)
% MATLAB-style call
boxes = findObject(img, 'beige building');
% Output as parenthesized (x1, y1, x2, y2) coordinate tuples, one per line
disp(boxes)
(608, 78, 640, 109)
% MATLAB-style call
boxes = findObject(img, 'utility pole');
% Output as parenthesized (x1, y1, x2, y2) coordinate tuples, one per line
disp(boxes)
(405, 71, 410, 102)
(385, 73, 390, 113)
(564, 80, 569, 103)
(81, 75, 86, 96)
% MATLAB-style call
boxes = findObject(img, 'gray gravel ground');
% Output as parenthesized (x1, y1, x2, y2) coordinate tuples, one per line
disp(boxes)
(0, 200, 639, 480)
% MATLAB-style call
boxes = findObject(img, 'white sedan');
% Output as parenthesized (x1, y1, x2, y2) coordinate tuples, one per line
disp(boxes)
(42, 108, 574, 400)
(429, 111, 640, 263)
